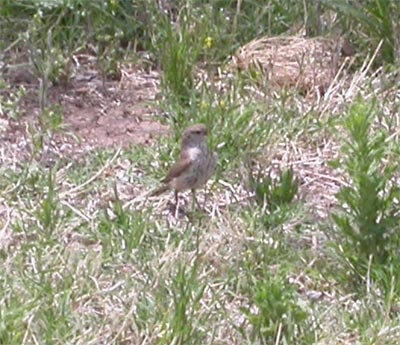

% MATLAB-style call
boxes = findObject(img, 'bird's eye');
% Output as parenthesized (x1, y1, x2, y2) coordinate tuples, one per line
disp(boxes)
(195, 130, 201, 134)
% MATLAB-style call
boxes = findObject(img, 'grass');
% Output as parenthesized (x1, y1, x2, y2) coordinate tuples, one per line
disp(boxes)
(1, 0, 400, 344)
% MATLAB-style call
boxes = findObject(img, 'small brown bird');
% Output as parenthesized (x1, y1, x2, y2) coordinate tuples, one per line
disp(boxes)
(152, 123, 217, 208)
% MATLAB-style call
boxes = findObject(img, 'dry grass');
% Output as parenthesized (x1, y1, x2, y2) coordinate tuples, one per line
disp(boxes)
(230, 35, 355, 96)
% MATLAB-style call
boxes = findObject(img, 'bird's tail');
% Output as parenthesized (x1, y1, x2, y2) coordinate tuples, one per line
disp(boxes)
(150, 184, 170, 197)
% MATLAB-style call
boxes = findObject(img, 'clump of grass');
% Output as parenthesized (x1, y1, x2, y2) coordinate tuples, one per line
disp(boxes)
(158, 261, 208, 344)
(98, 184, 151, 260)
(157, 10, 200, 105)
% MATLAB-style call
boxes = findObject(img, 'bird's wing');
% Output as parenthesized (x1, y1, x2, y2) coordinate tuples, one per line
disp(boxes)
(162, 157, 192, 183)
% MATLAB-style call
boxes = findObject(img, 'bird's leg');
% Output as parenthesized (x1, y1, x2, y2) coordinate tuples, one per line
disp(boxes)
(191, 189, 196, 210)
(202, 186, 209, 209)
(191, 189, 201, 210)
(174, 190, 179, 218)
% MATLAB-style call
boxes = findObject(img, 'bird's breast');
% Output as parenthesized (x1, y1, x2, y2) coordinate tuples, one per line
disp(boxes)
(185, 147, 203, 160)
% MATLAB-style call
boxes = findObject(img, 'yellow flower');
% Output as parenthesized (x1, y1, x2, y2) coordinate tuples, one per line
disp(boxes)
(200, 101, 209, 111)
(204, 36, 213, 50)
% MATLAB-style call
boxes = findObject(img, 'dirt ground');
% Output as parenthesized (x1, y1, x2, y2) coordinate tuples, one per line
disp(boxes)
(1, 64, 168, 159)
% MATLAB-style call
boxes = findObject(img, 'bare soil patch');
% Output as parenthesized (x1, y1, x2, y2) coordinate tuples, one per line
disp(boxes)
(1, 65, 167, 158)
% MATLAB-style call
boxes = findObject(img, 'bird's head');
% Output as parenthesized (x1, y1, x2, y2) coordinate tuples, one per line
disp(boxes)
(181, 124, 208, 149)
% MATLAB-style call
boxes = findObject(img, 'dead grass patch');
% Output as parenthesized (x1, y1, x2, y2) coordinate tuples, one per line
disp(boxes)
(230, 35, 355, 97)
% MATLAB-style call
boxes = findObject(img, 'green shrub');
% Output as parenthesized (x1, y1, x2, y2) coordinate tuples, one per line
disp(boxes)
(332, 99, 400, 266)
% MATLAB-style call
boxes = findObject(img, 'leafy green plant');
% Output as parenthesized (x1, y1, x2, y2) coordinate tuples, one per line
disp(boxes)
(249, 167, 300, 230)
(332, 99, 400, 265)
(251, 168, 299, 212)
(241, 269, 308, 343)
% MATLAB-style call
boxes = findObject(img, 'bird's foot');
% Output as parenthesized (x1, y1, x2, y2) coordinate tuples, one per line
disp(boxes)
(167, 200, 186, 218)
